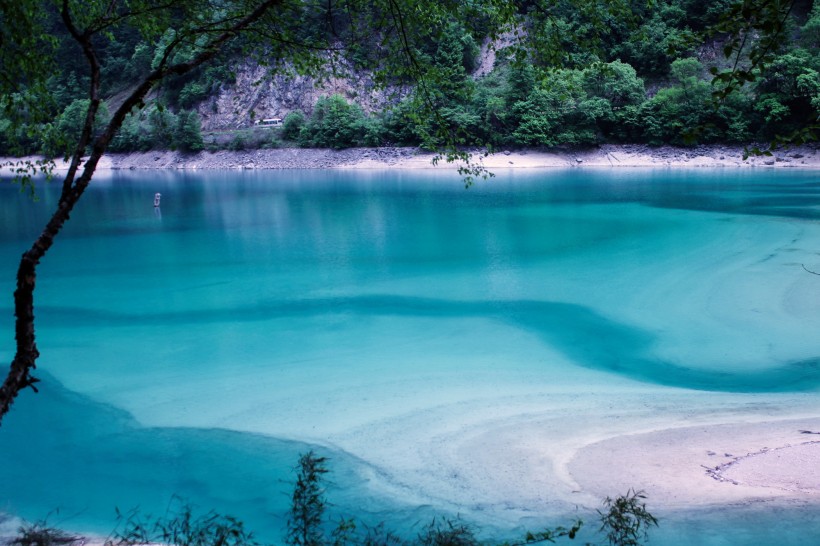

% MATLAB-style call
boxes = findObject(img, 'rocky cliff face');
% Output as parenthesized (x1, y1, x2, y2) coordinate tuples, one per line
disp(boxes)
(194, 31, 511, 132)
(196, 60, 408, 131)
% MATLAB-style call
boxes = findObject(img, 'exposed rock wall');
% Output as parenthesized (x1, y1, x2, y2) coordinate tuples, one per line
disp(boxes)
(196, 60, 408, 131)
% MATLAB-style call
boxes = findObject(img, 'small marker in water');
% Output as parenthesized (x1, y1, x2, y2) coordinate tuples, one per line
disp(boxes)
(154, 192, 161, 207)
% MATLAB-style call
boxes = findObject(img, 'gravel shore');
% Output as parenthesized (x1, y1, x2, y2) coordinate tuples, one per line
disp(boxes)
(3, 144, 820, 173)
(99, 144, 820, 170)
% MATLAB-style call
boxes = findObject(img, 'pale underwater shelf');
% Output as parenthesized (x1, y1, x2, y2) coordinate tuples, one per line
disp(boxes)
(0, 372, 434, 543)
(4, 375, 820, 546)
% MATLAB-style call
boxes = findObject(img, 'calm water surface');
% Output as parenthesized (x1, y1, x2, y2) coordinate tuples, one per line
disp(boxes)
(1, 168, 820, 544)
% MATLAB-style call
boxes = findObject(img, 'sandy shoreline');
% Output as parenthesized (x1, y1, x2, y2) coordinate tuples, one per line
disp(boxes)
(2, 144, 820, 173)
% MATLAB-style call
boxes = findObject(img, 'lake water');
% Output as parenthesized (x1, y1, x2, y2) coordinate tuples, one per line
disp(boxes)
(1, 168, 820, 544)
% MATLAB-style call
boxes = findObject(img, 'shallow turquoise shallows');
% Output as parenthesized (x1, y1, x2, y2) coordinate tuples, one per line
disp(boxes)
(1, 168, 820, 545)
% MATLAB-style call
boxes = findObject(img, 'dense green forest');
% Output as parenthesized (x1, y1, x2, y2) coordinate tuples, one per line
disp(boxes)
(1, 0, 819, 155)
(289, 0, 820, 150)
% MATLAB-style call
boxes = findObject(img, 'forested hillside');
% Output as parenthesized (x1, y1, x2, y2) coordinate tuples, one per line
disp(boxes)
(2, 0, 819, 155)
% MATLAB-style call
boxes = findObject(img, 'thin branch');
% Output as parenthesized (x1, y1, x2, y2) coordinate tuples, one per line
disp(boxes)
(754, 0, 796, 63)
(730, 26, 751, 75)
(242, 28, 347, 52)
(60, 0, 103, 196)
(802, 264, 820, 276)
(87, 0, 180, 34)
(728, 0, 796, 84)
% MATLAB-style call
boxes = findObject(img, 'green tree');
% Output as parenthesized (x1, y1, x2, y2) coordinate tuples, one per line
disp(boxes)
(505, 62, 537, 107)
(510, 69, 599, 147)
(612, 5, 695, 77)
(178, 81, 209, 109)
(282, 111, 307, 141)
(640, 57, 714, 144)
(380, 99, 423, 146)
(406, 21, 480, 148)
(109, 110, 151, 152)
(498, 61, 538, 141)
(802, 2, 820, 50)
(707, 0, 811, 150)
(286, 451, 329, 546)
(581, 60, 645, 141)
(581, 60, 645, 108)
(432, 23, 473, 102)
(147, 105, 178, 149)
(174, 110, 205, 152)
(43, 98, 109, 158)
(753, 48, 820, 139)
(598, 489, 658, 546)
(472, 75, 508, 146)
(300, 94, 373, 149)
(124, 42, 154, 82)
(679, 0, 735, 31)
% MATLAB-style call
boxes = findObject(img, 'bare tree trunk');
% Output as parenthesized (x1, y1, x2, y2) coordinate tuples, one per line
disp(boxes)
(0, 185, 76, 418)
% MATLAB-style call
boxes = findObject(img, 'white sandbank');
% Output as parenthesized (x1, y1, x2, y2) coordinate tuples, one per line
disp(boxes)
(568, 416, 820, 509)
(318, 389, 820, 526)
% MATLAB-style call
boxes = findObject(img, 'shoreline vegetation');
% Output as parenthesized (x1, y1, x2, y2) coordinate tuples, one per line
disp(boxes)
(3, 144, 820, 174)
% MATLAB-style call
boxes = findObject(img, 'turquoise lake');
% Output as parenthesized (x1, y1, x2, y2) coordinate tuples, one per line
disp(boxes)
(1, 168, 820, 544)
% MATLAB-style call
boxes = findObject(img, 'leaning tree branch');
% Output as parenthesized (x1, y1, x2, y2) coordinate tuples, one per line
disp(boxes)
(60, 0, 104, 196)
(0, 0, 284, 427)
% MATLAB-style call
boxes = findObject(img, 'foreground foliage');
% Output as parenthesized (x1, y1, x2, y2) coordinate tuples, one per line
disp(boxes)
(11, 521, 81, 546)
(10, 453, 655, 546)
(597, 490, 658, 546)
(282, 452, 650, 546)
(287, 451, 330, 546)
(107, 500, 258, 546)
